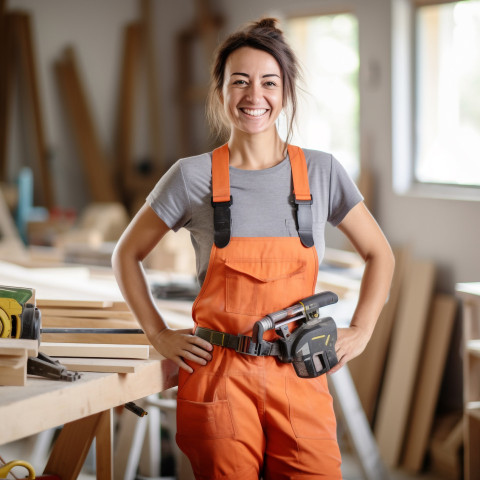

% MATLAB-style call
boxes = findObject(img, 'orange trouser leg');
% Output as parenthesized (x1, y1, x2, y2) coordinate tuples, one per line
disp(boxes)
(262, 362, 342, 480)
(176, 352, 265, 479)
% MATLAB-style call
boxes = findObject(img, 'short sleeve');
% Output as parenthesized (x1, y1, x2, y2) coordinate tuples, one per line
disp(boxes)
(147, 160, 191, 231)
(327, 156, 363, 226)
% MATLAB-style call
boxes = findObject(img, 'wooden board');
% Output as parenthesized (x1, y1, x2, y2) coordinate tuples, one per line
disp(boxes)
(401, 294, 457, 472)
(53, 46, 118, 203)
(40, 308, 134, 319)
(41, 316, 139, 329)
(12, 12, 53, 208)
(374, 260, 435, 467)
(39, 342, 149, 359)
(56, 357, 141, 373)
(41, 332, 149, 346)
(349, 246, 411, 423)
(0, 351, 27, 386)
(37, 299, 115, 309)
(0, 338, 38, 356)
(0, 10, 13, 182)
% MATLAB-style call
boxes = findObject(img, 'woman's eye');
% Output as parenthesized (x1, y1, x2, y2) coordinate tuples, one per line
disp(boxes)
(264, 81, 277, 87)
(233, 80, 247, 85)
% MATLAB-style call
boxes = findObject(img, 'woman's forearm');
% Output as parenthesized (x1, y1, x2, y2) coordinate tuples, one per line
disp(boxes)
(112, 246, 167, 339)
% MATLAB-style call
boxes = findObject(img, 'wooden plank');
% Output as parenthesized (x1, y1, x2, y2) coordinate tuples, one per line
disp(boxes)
(349, 247, 411, 423)
(402, 294, 457, 472)
(115, 22, 140, 204)
(41, 316, 139, 329)
(0, 11, 14, 182)
(12, 13, 54, 208)
(39, 342, 149, 359)
(41, 308, 134, 319)
(141, 0, 164, 174)
(0, 351, 27, 386)
(53, 46, 118, 203)
(41, 332, 149, 345)
(374, 260, 436, 467)
(37, 299, 115, 309)
(0, 338, 38, 356)
(56, 357, 140, 373)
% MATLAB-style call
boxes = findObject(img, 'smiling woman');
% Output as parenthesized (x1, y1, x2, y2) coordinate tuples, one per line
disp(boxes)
(112, 16, 394, 480)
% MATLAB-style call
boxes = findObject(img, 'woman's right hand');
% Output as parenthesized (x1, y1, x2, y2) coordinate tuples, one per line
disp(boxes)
(150, 328, 213, 373)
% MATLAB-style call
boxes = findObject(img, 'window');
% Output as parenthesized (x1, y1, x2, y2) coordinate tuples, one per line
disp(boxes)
(283, 14, 360, 179)
(415, 0, 480, 187)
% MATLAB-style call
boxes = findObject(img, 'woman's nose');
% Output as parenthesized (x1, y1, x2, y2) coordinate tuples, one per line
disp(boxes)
(245, 83, 261, 103)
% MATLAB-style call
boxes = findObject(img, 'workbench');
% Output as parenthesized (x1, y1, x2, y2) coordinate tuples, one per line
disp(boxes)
(0, 349, 177, 478)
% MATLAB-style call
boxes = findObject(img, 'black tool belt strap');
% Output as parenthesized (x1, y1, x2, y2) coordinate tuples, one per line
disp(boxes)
(195, 326, 281, 357)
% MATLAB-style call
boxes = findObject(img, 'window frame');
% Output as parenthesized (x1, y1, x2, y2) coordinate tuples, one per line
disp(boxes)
(392, 0, 480, 201)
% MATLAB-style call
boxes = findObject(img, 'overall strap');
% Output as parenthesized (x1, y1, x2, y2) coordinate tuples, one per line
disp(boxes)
(211, 144, 232, 248)
(211, 144, 314, 248)
(288, 145, 314, 248)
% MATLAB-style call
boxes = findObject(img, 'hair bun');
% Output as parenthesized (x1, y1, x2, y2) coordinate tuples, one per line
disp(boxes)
(256, 18, 279, 30)
(248, 17, 283, 36)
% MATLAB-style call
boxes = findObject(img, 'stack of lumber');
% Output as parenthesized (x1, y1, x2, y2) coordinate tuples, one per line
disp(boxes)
(38, 298, 148, 346)
(36, 298, 151, 374)
(0, 339, 38, 386)
(348, 247, 459, 476)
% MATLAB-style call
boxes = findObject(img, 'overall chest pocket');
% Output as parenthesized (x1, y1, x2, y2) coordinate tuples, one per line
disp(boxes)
(225, 259, 306, 316)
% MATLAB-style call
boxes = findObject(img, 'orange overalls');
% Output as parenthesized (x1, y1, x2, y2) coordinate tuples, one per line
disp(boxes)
(176, 144, 341, 480)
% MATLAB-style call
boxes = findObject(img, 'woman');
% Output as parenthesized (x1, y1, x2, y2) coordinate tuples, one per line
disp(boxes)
(112, 18, 395, 480)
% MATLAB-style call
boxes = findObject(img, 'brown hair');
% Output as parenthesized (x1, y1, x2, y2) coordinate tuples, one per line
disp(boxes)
(206, 17, 300, 145)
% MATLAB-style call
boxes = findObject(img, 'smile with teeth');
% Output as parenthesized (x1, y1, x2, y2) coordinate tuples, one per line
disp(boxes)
(241, 108, 268, 117)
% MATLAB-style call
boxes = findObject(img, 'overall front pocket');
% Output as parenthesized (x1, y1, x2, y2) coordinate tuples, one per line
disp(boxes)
(176, 398, 235, 439)
(225, 259, 306, 316)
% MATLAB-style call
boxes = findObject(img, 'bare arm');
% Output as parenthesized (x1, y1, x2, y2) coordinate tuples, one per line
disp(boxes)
(328, 201, 395, 374)
(111, 203, 212, 373)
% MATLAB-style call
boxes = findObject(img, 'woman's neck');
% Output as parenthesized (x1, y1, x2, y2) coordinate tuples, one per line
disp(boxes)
(227, 129, 286, 170)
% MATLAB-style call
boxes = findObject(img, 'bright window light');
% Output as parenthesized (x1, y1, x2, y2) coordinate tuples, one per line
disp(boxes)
(415, 0, 480, 187)
(283, 14, 360, 179)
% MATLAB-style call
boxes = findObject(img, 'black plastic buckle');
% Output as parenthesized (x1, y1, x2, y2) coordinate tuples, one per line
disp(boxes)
(294, 195, 313, 206)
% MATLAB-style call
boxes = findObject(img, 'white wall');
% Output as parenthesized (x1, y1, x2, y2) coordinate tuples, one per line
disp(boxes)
(6, 0, 479, 293)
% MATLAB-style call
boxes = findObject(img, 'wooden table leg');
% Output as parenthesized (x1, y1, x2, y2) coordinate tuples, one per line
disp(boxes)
(96, 409, 113, 479)
(43, 410, 113, 480)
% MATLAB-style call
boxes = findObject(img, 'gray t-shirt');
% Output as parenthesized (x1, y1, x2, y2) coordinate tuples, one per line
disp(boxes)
(147, 148, 363, 285)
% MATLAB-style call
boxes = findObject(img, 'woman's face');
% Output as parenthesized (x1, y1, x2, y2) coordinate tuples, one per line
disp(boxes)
(221, 47, 283, 137)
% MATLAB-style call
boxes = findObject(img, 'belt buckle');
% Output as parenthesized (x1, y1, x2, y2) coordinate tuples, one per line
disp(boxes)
(236, 335, 257, 356)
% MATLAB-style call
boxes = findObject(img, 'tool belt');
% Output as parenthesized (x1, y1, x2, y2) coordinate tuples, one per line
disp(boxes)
(195, 326, 282, 357)
(194, 292, 339, 378)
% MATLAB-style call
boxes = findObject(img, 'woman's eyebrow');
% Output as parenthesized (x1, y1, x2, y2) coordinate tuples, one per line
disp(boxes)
(230, 72, 281, 78)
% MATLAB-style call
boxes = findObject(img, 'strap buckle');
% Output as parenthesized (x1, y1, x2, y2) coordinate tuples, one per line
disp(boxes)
(294, 195, 313, 206)
(236, 335, 258, 355)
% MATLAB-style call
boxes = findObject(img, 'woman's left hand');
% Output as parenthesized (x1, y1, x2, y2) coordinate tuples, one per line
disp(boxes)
(328, 325, 371, 375)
